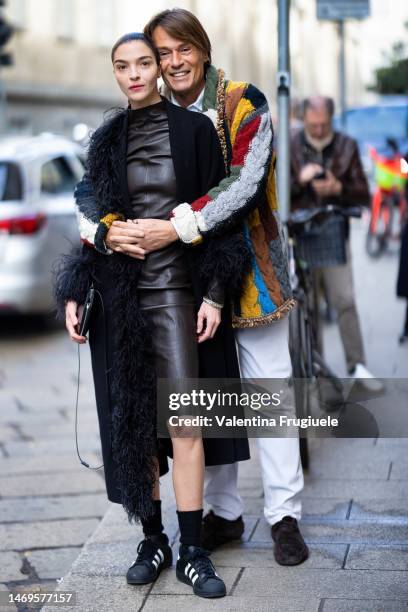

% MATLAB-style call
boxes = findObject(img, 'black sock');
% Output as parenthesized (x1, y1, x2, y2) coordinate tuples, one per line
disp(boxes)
(177, 509, 203, 547)
(141, 500, 164, 537)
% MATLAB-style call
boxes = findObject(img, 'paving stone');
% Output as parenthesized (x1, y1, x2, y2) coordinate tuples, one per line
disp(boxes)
(0, 518, 99, 551)
(306, 457, 390, 479)
(88, 474, 176, 546)
(309, 440, 406, 464)
(0, 454, 101, 476)
(0, 471, 105, 497)
(0, 412, 68, 426)
(321, 598, 408, 611)
(300, 498, 350, 519)
(0, 583, 18, 611)
(0, 552, 26, 582)
(17, 422, 100, 441)
(4, 438, 102, 457)
(44, 575, 147, 612)
(252, 519, 408, 545)
(5, 581, 64, 611)
(142, 594, 321, 612)
(298, 522, 408, 545)
(0, 425, 20, 443)
(0, 494, 107, 522)
(2, 392, 70, 411)
(241, 497, 264, 515)
(389, 459, 408, 480)
(349, 500, 408, 521)
(86, 505, 144, 546)
(346, 544, 408, 570)
(70, 541, 143, 577)
(302, 478, 408, 499)
(234, 567, 408, 599)
(150, 566, 240, 596)
(211, 543, 346, 569)
(24, 547, 81, 580)
(376, 438, 408, 449)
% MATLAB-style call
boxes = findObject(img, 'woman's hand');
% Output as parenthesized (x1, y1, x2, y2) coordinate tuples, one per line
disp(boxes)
(105, 222, 147, 259)
(197, 302, 221, 343)
(65, 300, 87, 344)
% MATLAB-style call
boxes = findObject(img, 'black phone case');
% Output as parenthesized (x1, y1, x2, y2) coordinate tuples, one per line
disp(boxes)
(78, 285, 95, 337)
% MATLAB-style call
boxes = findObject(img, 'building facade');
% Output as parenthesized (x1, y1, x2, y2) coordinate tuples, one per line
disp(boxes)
(2, 0, 403, 138)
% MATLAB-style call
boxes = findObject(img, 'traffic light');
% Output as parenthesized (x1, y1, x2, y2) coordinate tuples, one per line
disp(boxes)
(0, 0, 13, 67)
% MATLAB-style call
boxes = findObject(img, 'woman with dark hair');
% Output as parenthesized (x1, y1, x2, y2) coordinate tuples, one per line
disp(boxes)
(54, 33, 250, 599)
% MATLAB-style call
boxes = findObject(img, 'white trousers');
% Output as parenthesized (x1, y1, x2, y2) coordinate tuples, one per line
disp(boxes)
(204, 317, 304, 525)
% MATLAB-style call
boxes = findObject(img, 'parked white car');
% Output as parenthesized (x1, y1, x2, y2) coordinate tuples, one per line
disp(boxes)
(0, 134, 84, 315)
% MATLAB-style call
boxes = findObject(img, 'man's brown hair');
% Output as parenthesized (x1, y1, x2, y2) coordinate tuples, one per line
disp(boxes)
(144, 8, 212, 69)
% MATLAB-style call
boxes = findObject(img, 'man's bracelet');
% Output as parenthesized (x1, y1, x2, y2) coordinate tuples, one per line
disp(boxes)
(203, 297, 224, 310)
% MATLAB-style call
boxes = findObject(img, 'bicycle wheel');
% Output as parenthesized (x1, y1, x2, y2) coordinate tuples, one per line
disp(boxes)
(366, 197, 390, 257)
(289, 305, 310, 470)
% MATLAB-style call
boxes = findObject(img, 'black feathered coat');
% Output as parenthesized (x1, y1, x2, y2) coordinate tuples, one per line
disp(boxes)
(54, 98, 251, 523)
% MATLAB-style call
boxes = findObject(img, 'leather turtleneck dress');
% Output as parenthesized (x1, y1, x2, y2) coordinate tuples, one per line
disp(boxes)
(127, 99, 217, 379)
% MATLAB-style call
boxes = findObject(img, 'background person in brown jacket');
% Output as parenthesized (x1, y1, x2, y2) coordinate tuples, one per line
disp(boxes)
(290, 96, 382, 390)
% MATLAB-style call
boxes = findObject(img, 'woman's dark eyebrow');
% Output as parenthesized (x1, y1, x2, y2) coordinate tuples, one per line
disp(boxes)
(113, 55, 153, 65)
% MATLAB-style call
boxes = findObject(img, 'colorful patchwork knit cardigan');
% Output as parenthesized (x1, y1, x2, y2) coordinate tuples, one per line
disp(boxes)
(74, 65, 295, 328)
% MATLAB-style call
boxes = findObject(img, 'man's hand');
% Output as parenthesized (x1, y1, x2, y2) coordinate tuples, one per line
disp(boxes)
(311, 169, 343, 198)
(128, 219, 178, 251)
(107, 218, 178, 259)
(196, 302, 221, 343)
(65, 300, 87, 344)
(299, 163, 324, 185)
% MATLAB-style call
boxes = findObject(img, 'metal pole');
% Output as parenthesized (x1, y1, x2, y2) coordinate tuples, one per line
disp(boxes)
(277, 0, 290, 223)
(338, 19, 346, 128)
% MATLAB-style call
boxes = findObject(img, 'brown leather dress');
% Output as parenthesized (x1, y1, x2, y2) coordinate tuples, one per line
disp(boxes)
(127, 100, 199, 378)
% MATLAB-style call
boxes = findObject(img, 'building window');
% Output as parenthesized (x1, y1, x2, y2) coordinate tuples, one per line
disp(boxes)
(56, 0, 75, 41)
(7, 0, 27, 30)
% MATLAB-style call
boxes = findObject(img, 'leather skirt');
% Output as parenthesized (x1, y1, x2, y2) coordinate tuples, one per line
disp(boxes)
(138, 288, 198, 379)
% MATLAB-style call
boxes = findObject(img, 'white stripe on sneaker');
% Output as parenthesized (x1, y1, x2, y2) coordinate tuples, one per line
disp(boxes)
(185, 563, 191, 577)
(192, 573, 199, 585)
(188, 567, 195, 580)
(157, 549, 164, 562)
(152, 559, 158, 569)
(154, 553, 161, 564)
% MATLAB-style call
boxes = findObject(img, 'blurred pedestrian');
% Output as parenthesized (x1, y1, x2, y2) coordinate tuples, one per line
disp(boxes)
(397, 158, 408, 343)
(290, 95, 382, 390)
(54, 31, 251, 599)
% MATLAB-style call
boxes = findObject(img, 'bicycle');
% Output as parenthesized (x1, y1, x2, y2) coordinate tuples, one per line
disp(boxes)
(286, 205, 362, 469)
(366, 144, 407, 258)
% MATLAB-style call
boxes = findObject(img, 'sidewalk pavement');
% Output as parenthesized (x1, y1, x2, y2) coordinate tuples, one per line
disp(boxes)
(1, 218, 408, 611)
(0, 319, 108, 608)
(45, 435, 408, 612)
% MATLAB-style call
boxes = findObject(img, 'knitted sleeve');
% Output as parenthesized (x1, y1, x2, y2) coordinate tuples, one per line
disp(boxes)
(170, 83, 275, 244)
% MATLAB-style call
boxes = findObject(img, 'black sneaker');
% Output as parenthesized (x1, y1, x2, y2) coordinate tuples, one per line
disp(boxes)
(176, 544, 226, 598)
(201, 510, 244, 550)
(271, 516, 309, 566)
(126, 533, 172, 585)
